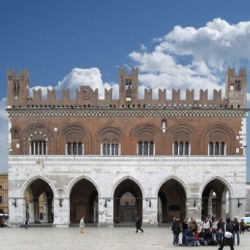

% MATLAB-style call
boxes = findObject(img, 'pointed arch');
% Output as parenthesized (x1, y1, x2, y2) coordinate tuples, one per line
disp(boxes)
(66, 175, 100, 198)
(68, 175, 99, 223)
(111, 176, 144, 198)
(157, 176, 187, 223)
(199, 176, 233, 198)
(21, 175, 56, 197)
(155, 176, 190, 198)
(112, 176, 143, 224)
(200, 176, 232, 219)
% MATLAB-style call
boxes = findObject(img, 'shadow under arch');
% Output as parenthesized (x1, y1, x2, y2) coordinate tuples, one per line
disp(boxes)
(22, 175, 55, 224)
(21, 175, 56, 198)
(112, 176, 144, 225)
(66, 175, 100, 198)
(111, 176, 145, 198)
(155, 176, 190, 198)
(200, 177, 232, 219)
(157, 177, 188, 223)
(68, 176, 99, 224)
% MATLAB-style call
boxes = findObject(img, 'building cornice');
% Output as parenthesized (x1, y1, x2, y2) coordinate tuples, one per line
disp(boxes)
(6, 108, 248, 118)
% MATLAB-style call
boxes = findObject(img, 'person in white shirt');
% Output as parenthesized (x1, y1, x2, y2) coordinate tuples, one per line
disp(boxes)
(79, 217, 85, 234)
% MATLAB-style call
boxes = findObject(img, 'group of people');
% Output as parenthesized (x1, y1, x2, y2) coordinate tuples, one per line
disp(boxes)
(171, 216, 246, 249)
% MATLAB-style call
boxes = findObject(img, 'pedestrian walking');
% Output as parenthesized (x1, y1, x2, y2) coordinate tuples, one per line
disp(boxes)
(79, 216, 85, 234)
(24, 218, 29, 229)
(135, 216, 144, 233)
(218, 218, 234, 250)
(233, 217, 240, 245)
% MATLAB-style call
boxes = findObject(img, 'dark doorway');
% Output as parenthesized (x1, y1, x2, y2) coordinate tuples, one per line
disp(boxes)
(158, 179, 186, 223)
(70, 179, 98, 224)
(113, 179, 142, 224)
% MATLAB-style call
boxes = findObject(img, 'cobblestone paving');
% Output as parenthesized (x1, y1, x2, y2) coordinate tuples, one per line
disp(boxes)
(1, 227, 249, 250)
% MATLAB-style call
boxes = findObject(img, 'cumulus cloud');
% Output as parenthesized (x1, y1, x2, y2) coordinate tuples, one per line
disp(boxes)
(130, 18, 250, 99)
(30, 68, 119, 99)
(0, 98, 8, 173)
(27, 19, 250, 101)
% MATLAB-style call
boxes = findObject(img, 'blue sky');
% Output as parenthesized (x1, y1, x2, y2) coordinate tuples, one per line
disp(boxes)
(0, 0, 250, 178)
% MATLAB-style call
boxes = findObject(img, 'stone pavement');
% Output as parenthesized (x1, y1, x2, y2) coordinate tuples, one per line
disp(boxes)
(1, 227, 250, 250)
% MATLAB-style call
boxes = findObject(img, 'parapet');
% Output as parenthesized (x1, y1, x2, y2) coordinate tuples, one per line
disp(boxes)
(7, 68, 247, 109)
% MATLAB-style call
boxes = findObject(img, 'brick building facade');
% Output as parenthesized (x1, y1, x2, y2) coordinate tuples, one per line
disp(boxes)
(7, 68, 247, 227)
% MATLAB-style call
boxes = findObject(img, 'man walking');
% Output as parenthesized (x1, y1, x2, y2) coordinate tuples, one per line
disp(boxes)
(135, 216, 144, 233)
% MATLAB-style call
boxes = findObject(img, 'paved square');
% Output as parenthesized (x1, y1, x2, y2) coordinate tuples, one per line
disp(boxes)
(1, 227, 250, 250)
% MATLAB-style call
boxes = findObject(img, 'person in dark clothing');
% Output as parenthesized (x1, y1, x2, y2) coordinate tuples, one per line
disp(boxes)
(172, 217, 182, 245)
(239, 219, 245, 234)
(218, 218, 234, 250)
(182, 219, 189, 244)
(183, 227, 196, 246)
(135, 216, 144, 233)
(233, 217, 240, 245)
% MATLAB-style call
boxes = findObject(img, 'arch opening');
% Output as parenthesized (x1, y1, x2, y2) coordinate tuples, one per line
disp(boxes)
(158, 179, 186, 223)
(113, 179, 142, 225)
(202, 179, 230, 219)
(70, 179, 98, 224)
(24, 179, 54, 224)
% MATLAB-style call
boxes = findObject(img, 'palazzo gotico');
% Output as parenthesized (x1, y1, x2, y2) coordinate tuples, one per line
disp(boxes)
(7, 68, 247, 227)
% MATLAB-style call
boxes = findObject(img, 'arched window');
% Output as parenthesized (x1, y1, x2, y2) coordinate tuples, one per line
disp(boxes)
(101, 142, 120, 156)
(66, 142, 84, 155)
(137, 141, 154, 156)
(30, 140, 47, 155)
(173, 141, 190, 156)
(208, 141, 226, 156)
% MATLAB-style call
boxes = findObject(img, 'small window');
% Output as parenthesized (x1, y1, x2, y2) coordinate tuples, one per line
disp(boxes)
(66, 142, 83, 155)
(173, 141, 190, 156)
(13, 80, 20, 96)
(137, 141, 154, 156)
(102, 143, 119, 156)
(30, 140, 47, 155)
(0, 185, 2, 189)
(0, 196, 2, 204)
(208, 141, 226, 156)
(234, 80, 241, 90)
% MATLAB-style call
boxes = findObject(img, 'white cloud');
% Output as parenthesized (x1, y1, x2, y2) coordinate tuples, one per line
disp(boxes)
(30, 68, 119, 100)
(57, 68, 118, 99)
(0, 98, 8, 173)
(2, 18, 250, 174)
(129, 18, 250, 98)
(0, 97, 7, 120)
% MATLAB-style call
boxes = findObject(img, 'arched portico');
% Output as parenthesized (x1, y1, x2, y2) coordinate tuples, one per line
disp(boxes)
(69, 178, 98, 224)
(201, 178, 231, 219)
(113, 178, 143, 225)
(23, 178, 54, 224)
(157, 178, 187, 223)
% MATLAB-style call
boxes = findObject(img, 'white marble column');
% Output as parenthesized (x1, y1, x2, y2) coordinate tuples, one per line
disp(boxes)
(143, 197, 158, 225)
(28, 201, 35, 223)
